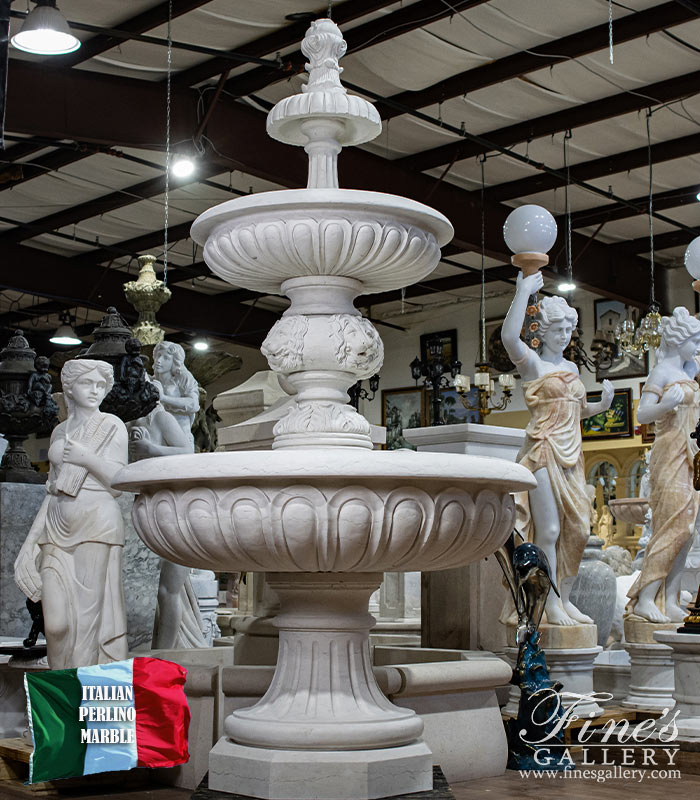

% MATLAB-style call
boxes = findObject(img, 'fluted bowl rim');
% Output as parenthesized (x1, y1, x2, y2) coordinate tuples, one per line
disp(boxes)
(113, 448, 535, 494)
(190, 188, 454, 249)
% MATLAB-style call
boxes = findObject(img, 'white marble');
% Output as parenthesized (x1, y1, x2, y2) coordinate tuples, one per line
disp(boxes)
(593, 648, 631, 704)
(214, 370, 291, 428)
(404, 422, 525, 460)
(501, 274, 613, 627)
(113, 18, 537, 800)
(15, 359, 129, 669)
(654, 630, 700, 739)
(620, 640, 675, 711)
(209, 739, 433, 800)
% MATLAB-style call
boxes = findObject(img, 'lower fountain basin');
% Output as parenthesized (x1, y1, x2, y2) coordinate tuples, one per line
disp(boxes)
(113, 449, 535, 574)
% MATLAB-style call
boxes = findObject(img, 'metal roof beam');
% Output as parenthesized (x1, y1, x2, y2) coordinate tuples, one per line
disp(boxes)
(171, 0, 401, 88)
(398, 69, 700, 173)
(562, 183, 700, 230)
(213, 0, 490, 100)
(483, 132, 700, 203)
(377, 1, 697, 120)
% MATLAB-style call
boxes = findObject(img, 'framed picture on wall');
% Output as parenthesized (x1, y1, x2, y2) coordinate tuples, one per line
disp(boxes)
(582, 387, 633, 440)
(484, 318, 515, 374)
(638, 381, 655, 443)
(382, 387, 425, 450)
(593, 299, 648, 381)
(425, 387, 480, 426)
(419, 329, 457, 365)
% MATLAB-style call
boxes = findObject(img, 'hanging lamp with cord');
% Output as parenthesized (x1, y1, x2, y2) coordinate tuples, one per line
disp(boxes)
(557, 131, 576, 294)
(554, 132, 613, 372)
(454, 156, 514, 418)
(161, 0, 173, 289)
(50, 311, 82, 346)
(615, 110, 662, 357)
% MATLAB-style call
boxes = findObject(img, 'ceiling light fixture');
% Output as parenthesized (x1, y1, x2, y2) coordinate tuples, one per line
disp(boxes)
(557, 281, 576, 292)
(193, 338, 209, 352)
(50, 312, 82, 346)
(171, 154, 196, 178)
(11, 0, 81, 55)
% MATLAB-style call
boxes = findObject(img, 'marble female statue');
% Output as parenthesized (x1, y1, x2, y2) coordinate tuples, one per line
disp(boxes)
(14, 360, 129, 669)
(152, 341, 199, 445)
(501, 271, 614, 626)
(628, 307, 700, 623)
(148, 345, 209, 648)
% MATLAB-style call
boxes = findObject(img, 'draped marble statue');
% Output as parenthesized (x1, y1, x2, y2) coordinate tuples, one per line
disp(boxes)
(628, 307, 700, 623)
(501, 271, 614, 625)
(147, 342, 210, 649)
(14, 359, 129, 668)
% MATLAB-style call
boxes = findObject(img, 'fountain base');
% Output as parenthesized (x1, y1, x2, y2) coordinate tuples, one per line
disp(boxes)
(208, 739, 433, 800)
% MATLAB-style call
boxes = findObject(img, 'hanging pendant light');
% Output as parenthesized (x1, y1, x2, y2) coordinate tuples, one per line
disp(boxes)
(11, 1, 81, 55)
(615, 111, 661, 357)
(50, 312, 82, 346)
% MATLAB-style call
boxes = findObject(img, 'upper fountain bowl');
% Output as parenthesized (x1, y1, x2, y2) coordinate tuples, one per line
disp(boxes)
(190, 188, 453, 296)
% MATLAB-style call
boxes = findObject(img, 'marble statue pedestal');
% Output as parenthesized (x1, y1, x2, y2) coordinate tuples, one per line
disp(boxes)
(404, 423, 524, 653)
(621, 618, 676, 712)
(654, 631, 700, 738)
(504, 623, 603, 718)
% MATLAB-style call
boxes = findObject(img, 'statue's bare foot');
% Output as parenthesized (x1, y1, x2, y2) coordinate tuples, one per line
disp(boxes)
(666, 603, 687, 622)
(563, 601, 594, 624)
(633, 599, 670, 624)
(546, 604, 577, 626)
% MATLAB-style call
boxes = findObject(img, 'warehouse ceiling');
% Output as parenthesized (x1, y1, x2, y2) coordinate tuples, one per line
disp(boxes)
(2, 0, 700, 351)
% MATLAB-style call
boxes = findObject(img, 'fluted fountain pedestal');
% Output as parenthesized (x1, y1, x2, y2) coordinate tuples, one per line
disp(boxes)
(211, 572, 432, 799)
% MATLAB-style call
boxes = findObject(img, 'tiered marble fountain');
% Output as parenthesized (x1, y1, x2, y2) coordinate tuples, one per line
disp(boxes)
(114, 20, 535, 800)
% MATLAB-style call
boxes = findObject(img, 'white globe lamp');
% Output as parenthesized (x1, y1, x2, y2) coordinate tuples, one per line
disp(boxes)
(684, 236, 700, 292)
(503, 204, 557, 276)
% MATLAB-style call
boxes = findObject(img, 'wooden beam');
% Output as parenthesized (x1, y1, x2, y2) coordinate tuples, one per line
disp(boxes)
(377, 2, 696, 120)
(398, 69, 700, 173)
(483, 132, 700, 203)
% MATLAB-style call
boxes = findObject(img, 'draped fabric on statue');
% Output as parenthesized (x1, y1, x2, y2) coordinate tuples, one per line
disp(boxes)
(152, 565, 207, 648)
(39, 413, 128, 668)
(514, 371, 590, 585)
(627, 380, 700, 612)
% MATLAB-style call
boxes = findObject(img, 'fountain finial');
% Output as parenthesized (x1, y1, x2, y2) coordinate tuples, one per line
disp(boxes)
(267, 18, 381, 189)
